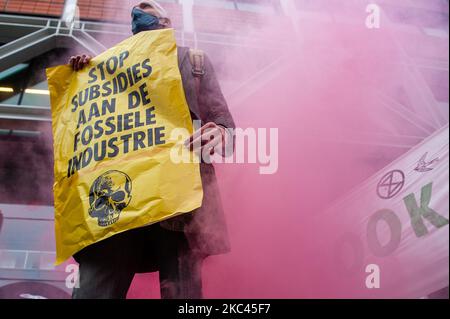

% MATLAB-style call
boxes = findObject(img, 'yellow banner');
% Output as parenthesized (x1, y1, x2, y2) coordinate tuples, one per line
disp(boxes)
(46, 29, 203, 264)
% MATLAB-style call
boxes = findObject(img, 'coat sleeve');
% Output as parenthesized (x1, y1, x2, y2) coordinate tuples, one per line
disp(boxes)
(197, 53, 235, 131)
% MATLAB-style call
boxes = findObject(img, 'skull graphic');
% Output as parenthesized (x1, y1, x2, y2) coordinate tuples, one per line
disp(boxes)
(88, 170, 132, 227)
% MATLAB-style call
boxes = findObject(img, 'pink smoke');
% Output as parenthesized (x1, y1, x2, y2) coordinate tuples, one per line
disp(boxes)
(69, 0, 448, 298)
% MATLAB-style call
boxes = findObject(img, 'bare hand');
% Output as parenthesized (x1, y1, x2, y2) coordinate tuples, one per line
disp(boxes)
(68, 54, 92, 71)
(184, 122, 226, 156)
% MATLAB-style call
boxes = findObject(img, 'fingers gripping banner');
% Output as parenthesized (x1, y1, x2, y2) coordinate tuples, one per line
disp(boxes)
(46, 29, 203, 264)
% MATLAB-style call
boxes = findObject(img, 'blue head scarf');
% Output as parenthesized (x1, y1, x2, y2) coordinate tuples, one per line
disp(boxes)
(131, 7, 161, 35)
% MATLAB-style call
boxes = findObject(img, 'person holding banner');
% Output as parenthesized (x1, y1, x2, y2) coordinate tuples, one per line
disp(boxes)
(67, 1, 235, 299)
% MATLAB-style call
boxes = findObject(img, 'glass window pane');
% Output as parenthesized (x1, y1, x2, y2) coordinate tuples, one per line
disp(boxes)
(0, 250, 26, 269)
(236, 1, 274, 14)
(0, 219, 55, 252)
(0, 90, 20, 105)
(194, 0, 235, 10)
(0, 63, 29, 105)
(21, 81, 50, 107)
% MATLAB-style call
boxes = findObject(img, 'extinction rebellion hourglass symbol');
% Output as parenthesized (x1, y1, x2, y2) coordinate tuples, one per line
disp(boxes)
(376, 170, 405, 199)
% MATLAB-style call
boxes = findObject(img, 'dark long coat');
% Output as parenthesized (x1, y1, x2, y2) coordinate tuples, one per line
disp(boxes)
(159, 46, 235, 257)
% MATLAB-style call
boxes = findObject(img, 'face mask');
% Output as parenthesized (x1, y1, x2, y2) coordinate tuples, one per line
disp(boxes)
(131, 7, 161, 35)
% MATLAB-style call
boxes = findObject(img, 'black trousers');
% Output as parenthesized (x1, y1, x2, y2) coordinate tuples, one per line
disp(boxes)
(72, 223, 204, 299)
